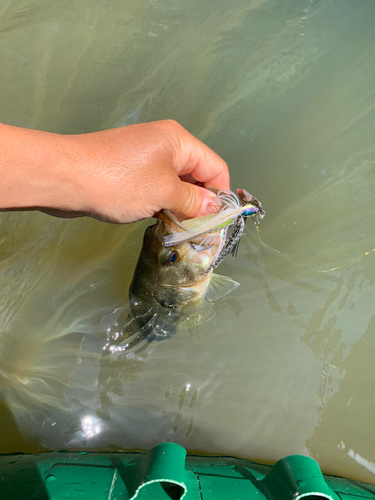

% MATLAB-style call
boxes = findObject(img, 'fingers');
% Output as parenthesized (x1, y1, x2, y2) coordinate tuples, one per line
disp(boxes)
(179, 173, 203, 186)
(181, 139, 230, 191)
(157, 120, 230, 191)
(164, 179, 222, 219)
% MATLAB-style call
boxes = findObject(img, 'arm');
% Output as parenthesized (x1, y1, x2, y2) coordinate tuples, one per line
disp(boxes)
(0, 120, 229, 223)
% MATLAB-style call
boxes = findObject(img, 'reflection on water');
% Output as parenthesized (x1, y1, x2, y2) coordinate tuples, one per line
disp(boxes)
(1, 0, 375, 485)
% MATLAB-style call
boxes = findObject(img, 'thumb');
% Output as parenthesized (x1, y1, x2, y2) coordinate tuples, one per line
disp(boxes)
(167, 181, 222, 219)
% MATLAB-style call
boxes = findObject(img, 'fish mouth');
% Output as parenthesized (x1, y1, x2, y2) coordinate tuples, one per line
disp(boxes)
(159, 209, 228, 277)
(159, 209, 225, 241)
(158, 210, 188, 233)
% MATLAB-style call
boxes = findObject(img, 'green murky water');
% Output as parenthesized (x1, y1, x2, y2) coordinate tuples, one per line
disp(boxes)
(1, 0, 375, 484)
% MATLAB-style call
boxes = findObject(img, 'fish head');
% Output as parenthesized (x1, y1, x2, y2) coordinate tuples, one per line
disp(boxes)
(129, 210, 226, 308)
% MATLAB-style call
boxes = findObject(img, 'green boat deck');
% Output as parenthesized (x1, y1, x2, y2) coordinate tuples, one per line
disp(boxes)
(1, 443, 374, 499)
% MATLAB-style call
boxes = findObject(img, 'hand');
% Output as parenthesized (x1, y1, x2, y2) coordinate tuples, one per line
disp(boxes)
(0, 120, 229, 223)
(41, 120, 230, 223)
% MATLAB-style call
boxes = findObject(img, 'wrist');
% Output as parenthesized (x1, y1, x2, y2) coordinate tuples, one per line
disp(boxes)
(0, 124, 85, 213)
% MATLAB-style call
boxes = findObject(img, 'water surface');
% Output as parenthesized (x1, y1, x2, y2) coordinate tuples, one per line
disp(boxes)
(1, 0, 375, 484)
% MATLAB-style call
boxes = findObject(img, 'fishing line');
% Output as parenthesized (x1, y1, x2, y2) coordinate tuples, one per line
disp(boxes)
(252, 224, 374, 275)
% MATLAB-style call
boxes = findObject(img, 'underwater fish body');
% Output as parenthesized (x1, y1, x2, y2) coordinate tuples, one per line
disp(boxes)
(104, 189, 263, 350)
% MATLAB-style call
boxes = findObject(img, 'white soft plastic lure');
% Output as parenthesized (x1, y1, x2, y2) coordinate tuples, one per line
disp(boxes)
(163, 189, 263, 247)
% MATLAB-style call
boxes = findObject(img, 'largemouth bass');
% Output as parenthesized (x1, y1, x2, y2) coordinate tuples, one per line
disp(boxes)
(129, 209, 239, 310)
(104, 189, 264, 352)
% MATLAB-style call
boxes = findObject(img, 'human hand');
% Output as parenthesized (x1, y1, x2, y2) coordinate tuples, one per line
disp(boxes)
(51, 120, 229, 223)
(0, 120, 229, 223)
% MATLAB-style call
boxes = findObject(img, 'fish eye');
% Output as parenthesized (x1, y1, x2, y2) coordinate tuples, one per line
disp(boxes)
(168, 251, 179, 265)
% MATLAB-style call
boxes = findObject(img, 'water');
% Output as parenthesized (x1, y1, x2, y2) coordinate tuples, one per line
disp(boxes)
(1, 0, 375, 484)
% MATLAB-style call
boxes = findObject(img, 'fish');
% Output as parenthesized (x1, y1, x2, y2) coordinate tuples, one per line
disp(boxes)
(129, 209, 239, 310)
(103, 189, 264, 352)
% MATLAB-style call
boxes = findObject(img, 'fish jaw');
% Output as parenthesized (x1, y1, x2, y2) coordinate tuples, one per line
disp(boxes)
(180, 270, 214, 301)
(159, 269, 213, 307)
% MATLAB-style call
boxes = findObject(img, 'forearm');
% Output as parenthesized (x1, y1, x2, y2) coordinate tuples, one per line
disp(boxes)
(0, 123, 81, 212)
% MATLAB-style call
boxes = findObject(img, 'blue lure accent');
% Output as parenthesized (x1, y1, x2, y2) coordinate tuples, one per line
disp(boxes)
(242, 207, 259, 217)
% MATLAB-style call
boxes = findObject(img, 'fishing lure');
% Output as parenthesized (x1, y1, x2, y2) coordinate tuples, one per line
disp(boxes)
(206, 190, 266, 272)
(205, 216, 245, 272)
(163, 188, 265, 271)
(237, 188, 266, 224)
(163, 189, 264, 247)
